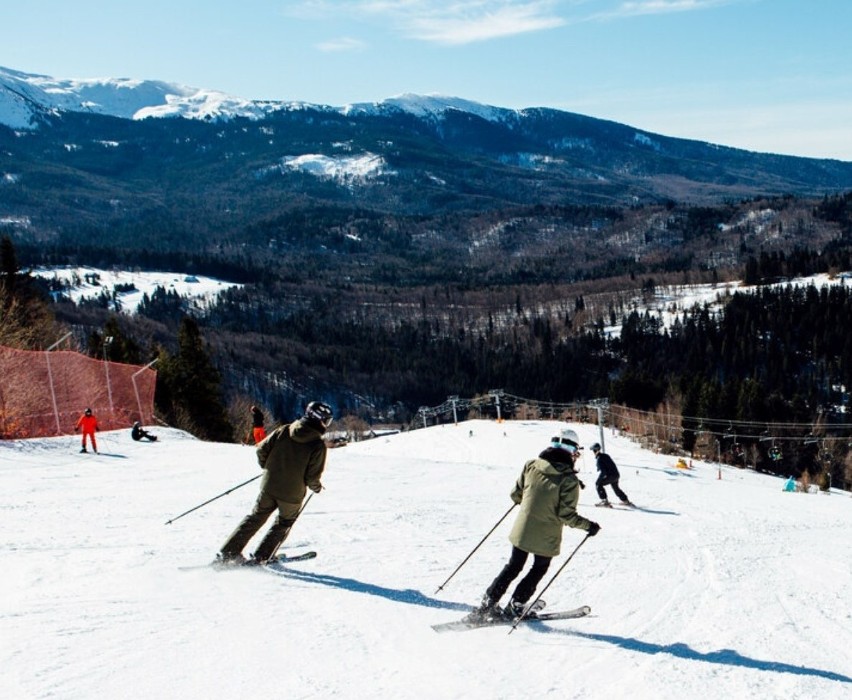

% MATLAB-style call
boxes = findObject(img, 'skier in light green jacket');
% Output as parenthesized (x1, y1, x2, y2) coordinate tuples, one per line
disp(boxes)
(478, 428, 600, 620)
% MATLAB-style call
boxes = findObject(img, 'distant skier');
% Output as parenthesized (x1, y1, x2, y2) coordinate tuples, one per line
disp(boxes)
(217, 401, 333, 566)
(591, 443, 632, 507)
(251, 405, 266, 444)
(131, 421, 157, 442)
(477, 428, 600, 620)
(74, 407, 99, 453)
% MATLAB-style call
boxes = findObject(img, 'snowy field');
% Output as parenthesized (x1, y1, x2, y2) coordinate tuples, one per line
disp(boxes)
(1, 419, 850, 700)
(601, 271, 851, 337)
(30, 266, 241, 313)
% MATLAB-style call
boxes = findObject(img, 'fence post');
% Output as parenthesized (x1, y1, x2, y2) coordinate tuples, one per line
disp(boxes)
(45, 332, 72, 435)
(132, 359, 158, 424)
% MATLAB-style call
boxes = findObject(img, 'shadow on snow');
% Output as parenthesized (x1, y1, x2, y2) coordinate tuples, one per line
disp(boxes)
(268, 565, 470, 612)
(553, 629, 852, 683)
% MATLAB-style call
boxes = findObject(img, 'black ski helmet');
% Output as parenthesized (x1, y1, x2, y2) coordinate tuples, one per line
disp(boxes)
(304, 401, 333, 430)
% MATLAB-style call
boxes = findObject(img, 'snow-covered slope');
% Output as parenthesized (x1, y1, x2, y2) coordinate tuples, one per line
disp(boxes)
(30, 266, 241, 313)
(0, 65, 277, 128)
(0, 65, 514, 130)
(1, 419, 850, 699)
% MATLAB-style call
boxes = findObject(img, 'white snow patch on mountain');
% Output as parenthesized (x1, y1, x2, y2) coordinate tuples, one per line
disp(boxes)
(0, 66, 273, 127)
(0, 66, 521, 130)
(279, 152, 392, 182)
(344, 93, 517, 124)
(31, 266, 241, 313)
(601, 272, 850, 337)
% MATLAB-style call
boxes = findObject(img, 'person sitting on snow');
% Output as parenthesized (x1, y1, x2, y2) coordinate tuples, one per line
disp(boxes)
(131, 421, 157, 442)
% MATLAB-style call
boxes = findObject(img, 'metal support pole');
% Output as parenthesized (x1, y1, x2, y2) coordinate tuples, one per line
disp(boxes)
(45, 332, 72, 435)
(103, 336, 114, 415)
(132, 359, 158, 424)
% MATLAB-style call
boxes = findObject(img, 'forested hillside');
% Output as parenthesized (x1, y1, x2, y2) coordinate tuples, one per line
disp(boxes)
(2, 96, 851, 484)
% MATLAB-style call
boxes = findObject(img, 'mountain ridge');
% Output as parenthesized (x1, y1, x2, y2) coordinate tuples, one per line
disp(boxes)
(3, 65, 850, 164)
(2, 64, 852, 287)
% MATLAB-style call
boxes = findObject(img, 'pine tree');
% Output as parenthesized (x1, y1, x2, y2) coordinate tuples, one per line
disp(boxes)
(155, 317, 234, 441)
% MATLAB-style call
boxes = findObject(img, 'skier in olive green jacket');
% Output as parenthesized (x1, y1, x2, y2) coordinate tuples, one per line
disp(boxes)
(217, 401, 333, 566)
(478, 428, 600, 620)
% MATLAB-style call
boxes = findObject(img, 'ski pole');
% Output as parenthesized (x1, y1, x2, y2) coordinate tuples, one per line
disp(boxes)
(164, 473, 262, 525)
(435, 503, 517, 594)
(509, 533, 590, 634)
(268, 491, 315, 560)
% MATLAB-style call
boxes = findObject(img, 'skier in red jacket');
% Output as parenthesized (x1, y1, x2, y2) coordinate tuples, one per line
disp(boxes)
(74, 408, 99, 453)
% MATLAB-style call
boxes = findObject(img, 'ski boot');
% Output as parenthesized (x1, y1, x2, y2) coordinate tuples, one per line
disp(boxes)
(595, 499, 612, 508)
(471, 594, 504, 622)
(214, 552, 247, 568)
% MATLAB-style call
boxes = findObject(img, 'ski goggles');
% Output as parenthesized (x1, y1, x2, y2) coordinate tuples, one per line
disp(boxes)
(551, 439, 580, 454)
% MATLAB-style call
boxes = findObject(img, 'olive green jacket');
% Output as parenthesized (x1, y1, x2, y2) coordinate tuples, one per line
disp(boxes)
(508, 448, 594, 557)
(255, 419, 327, 505)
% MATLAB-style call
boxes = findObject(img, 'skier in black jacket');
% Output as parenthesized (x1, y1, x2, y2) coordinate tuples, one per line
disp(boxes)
(591, 443, 631, 507)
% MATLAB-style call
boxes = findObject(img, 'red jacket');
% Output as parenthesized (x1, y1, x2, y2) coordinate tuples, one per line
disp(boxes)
(75, 414, 99, 433)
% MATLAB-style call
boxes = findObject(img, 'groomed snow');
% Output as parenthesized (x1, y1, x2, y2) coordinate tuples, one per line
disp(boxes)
(1, 419, 850, 699)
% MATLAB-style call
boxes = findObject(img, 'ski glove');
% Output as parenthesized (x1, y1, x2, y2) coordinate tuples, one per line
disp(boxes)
(586, 522, 601, 537)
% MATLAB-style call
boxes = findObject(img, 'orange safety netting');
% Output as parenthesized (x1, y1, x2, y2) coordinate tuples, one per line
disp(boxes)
(0, 345, 157, 439)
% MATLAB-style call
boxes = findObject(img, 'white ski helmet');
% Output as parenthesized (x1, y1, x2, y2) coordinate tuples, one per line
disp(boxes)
(551, 428, 580, 451)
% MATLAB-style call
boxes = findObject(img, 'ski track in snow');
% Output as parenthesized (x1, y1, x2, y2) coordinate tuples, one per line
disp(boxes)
(1, 420, 850, 699)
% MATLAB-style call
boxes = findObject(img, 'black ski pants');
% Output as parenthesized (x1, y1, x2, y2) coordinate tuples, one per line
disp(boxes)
(220, 490, 298, 561)
(486, 546, 551, 605)
(596, 474, 628, 502)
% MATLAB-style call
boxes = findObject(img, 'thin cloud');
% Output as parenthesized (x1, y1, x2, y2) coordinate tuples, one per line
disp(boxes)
(404, 2, 565, 45)
(288, 1, 746, 46)
(291, 2, 565, 45)
(316, 37, 368, 52)
(598, 0, 743, 19)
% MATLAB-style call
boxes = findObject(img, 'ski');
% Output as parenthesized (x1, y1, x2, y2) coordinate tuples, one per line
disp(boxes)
(271, 550, 317, 564)
(179, 551, 316, 571)
(432, 605, 590, 633)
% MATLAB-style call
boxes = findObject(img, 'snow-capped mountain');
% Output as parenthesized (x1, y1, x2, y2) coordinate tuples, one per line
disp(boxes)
(0, 65, 279, 127)
(4, 63, 852, 276)
(0, 65, 513, 130)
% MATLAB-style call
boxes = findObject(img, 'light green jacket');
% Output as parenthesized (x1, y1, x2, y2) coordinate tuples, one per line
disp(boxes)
(508, 449, 593, 557)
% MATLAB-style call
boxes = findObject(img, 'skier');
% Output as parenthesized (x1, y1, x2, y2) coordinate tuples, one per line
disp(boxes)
(477, 428, 600, 620)
(250, 405, 266, 444)
(131, 421, 157, 442)
(591, 443, 632, 507)
(217, 401, 333, 566)
(74, 407, 99, 453)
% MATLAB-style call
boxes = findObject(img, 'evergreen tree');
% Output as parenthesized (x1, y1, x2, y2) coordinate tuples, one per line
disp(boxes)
(0, 236, 18, 299)
(87, 316, 143, 365)
(155, 317, 234, 441)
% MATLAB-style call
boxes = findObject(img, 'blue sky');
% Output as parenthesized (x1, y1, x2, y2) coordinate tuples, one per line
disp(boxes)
(3, 1, 851, 160)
